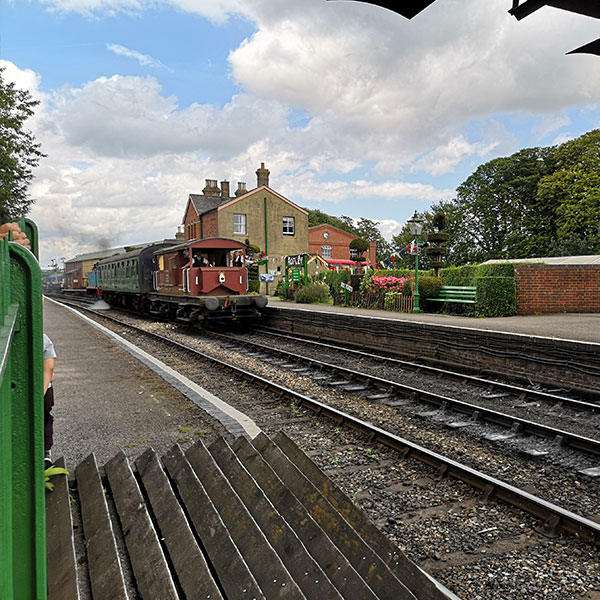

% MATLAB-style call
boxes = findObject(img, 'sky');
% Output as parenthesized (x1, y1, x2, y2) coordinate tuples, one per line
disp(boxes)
(1, 0, 599, 267)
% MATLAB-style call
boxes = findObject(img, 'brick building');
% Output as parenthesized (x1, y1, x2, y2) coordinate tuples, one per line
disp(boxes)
(308, 224, 376, 269)
(181, 164, 309, 293)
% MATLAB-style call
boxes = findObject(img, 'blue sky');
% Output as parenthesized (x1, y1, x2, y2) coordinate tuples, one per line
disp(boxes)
(1, 0, 599, 266)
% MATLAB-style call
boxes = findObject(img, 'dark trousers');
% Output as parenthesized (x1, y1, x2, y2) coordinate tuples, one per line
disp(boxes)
(44, 384, 54, 453)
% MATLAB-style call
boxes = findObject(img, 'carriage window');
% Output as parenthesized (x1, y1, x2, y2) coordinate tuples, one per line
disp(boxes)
(234, 214, 247, 235)
(321, 245, 332, 259)
(283, 216, 295, 236)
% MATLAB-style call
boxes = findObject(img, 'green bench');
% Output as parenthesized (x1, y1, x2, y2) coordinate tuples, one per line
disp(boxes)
(428, 285, 476, 304)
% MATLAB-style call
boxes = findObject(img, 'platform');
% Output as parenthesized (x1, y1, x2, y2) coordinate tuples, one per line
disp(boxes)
(267, 297, 600, 344)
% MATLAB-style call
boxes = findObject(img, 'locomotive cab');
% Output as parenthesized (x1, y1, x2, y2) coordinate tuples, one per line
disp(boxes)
(154, 238, 249, 296)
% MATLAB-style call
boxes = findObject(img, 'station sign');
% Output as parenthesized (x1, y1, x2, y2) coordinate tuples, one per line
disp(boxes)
(340, 282, 353, 292)
(287, 254, 306, 267)
(291, 269, 302, 282)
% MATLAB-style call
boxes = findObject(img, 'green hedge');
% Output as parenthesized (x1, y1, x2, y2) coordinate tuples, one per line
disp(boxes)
(476, 277, 517, 317)
(295, 282, 330, 304)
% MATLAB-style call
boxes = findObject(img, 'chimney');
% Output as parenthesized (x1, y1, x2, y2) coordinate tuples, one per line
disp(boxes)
(175, 226, 185, 241)
(235, 182, 247, 197)
(202, 179, 220, 196)
(256, 162, 270, 188)
(220, 180, 230, 199)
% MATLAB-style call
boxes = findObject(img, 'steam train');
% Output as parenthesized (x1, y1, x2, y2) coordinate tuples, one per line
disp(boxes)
(93, 238, 268, 325)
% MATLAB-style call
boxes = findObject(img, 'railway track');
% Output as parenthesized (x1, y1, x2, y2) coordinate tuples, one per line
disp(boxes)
(51, 299, 600, 598)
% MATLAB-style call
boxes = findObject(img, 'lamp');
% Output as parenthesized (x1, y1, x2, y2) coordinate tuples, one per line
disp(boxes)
(407, 211, 424, 313)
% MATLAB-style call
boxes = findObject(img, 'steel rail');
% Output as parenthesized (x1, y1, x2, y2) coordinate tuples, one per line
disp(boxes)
(210, 332, 600, 456)
(250, 330, 600, 410)
(60, 301, 600, 547)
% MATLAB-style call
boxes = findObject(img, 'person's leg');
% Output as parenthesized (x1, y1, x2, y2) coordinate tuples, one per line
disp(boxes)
(44, 385, 54, 466)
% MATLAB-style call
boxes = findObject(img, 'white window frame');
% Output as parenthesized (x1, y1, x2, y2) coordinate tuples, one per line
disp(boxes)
(349, 248, 358, 259)
(282, 216, 295, 236)
(321, 245, 332, 259)
(234, 213, 247, 235)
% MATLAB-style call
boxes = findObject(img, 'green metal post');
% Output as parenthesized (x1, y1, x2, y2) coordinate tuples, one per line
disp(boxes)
(0, 226, 46, 599)
(264, 197, 269, 296)
(413, 237, 422, 313)
(303, 254, 308, 285)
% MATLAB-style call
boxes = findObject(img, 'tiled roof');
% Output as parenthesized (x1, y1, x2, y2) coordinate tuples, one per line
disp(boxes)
(189, 194, 230, 216)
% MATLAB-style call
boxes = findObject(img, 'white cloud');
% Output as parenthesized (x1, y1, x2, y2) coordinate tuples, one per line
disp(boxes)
(7, 1, 600, 265)
(106, 43, 167, 69)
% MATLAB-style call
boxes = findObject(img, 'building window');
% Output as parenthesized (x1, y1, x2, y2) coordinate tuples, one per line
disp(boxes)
(349, 248, 358, 259)
(283, 216, 295, 236)
(234, 214, 247, 235)
(322, 245, 332, 259)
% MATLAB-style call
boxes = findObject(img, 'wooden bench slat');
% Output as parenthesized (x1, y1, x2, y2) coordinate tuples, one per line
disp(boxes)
(162, 444, 266, 600)
(75, 454, 129, 600)
(207, 437, 342, 600)
(46, 457, 80, 600)
(232, 436, 379, 600)
(271, 432, 447, 600)
(251, 433, 416, 600)
(185, 443, 305, 600)
(104, 451, 179, 600)
(134, 448, 224, 600)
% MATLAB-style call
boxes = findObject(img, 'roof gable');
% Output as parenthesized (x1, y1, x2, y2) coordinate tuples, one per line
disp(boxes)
(309, 223, 356, 239)
(217, 186, 309, 215)
(188, 194, 230, 218)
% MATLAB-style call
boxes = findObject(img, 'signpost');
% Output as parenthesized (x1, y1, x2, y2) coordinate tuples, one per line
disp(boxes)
(340, 281, 353, 306)
(284, 254, 308, 296)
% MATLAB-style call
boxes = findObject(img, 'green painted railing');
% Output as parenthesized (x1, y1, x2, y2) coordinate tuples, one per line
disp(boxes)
(0, 219, 46, 599)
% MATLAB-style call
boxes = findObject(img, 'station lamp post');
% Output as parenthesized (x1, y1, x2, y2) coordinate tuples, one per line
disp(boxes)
(407, 211, 425, 314)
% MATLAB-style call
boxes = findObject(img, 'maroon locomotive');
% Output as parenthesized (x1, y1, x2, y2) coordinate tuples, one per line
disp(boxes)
(97, 238, 267, 325)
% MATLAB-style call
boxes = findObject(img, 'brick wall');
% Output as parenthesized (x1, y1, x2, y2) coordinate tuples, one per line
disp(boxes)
(515, 264, 600, 314)
(309, 225, 377, 264)
(202, 211, 219, 238)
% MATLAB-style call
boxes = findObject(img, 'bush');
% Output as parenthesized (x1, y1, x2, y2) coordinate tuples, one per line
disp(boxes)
(294, 282, 330, 304)
(403, 276, 442, 301)
(248, 280, 260, 294)
(476, 277, 517, 317)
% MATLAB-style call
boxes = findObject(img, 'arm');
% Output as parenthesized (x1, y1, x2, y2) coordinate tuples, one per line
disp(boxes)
(43, 358, 55, 395)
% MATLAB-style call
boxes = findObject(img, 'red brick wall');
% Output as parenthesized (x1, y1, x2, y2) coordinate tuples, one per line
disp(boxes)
(201, 211, 218, 238)
(309, 225, 377, 264)
(515, 264, 600, 314)
(183, 205, 198, 241)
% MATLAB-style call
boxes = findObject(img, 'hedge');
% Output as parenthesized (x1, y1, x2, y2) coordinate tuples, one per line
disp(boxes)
(476, 276, 517, 317)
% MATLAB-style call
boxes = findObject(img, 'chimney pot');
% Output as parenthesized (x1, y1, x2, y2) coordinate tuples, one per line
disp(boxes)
(235, 182, 247, 197)
(256, 163, 270, 188)
(220, 180, 230, 198)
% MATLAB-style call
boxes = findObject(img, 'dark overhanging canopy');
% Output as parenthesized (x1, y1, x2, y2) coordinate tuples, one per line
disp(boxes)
(327, 1, 600, 55)
(325, 0, 436, 19)
(509, 0, 600, 54)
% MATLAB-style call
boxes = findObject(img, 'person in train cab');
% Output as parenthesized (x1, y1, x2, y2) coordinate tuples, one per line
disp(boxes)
(0, 222, 31, 249)
(43, 333, 57, 468)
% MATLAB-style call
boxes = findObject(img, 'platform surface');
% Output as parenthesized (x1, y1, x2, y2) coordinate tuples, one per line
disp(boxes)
(268, 298, 600, 344)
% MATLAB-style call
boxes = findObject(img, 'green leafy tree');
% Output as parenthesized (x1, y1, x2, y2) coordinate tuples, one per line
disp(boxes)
(354, 217, 390, 262)
(349, 237, 369, 260)
(307, 209, 357, 234)
(0, 67, 45, 222)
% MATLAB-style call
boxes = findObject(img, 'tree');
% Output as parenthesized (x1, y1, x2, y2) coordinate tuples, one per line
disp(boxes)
(307, 209, 357, 235)
(349, 237, 370, 260)
(426, 210, 449, 276)
(354, 217, 390, 262)
(0, 67, 45, 222)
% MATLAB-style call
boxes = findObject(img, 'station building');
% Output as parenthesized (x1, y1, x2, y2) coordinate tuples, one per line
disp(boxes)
(181, 163, 309, 293)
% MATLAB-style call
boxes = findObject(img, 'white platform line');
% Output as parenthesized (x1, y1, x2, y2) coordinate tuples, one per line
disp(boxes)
(52, 299, 262, 440)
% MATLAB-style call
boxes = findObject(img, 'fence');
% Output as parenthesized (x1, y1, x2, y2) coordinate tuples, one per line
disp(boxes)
(332, 290, 414, 313)
(0, 219, 46, 599)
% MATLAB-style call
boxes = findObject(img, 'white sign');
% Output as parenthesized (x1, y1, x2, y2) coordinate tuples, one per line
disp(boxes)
(341, 282, 353, 292)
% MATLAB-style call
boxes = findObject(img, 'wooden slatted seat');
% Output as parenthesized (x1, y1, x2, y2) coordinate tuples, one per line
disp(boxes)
(428, 285, 477, 304)
(46, 434, 454, 600)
